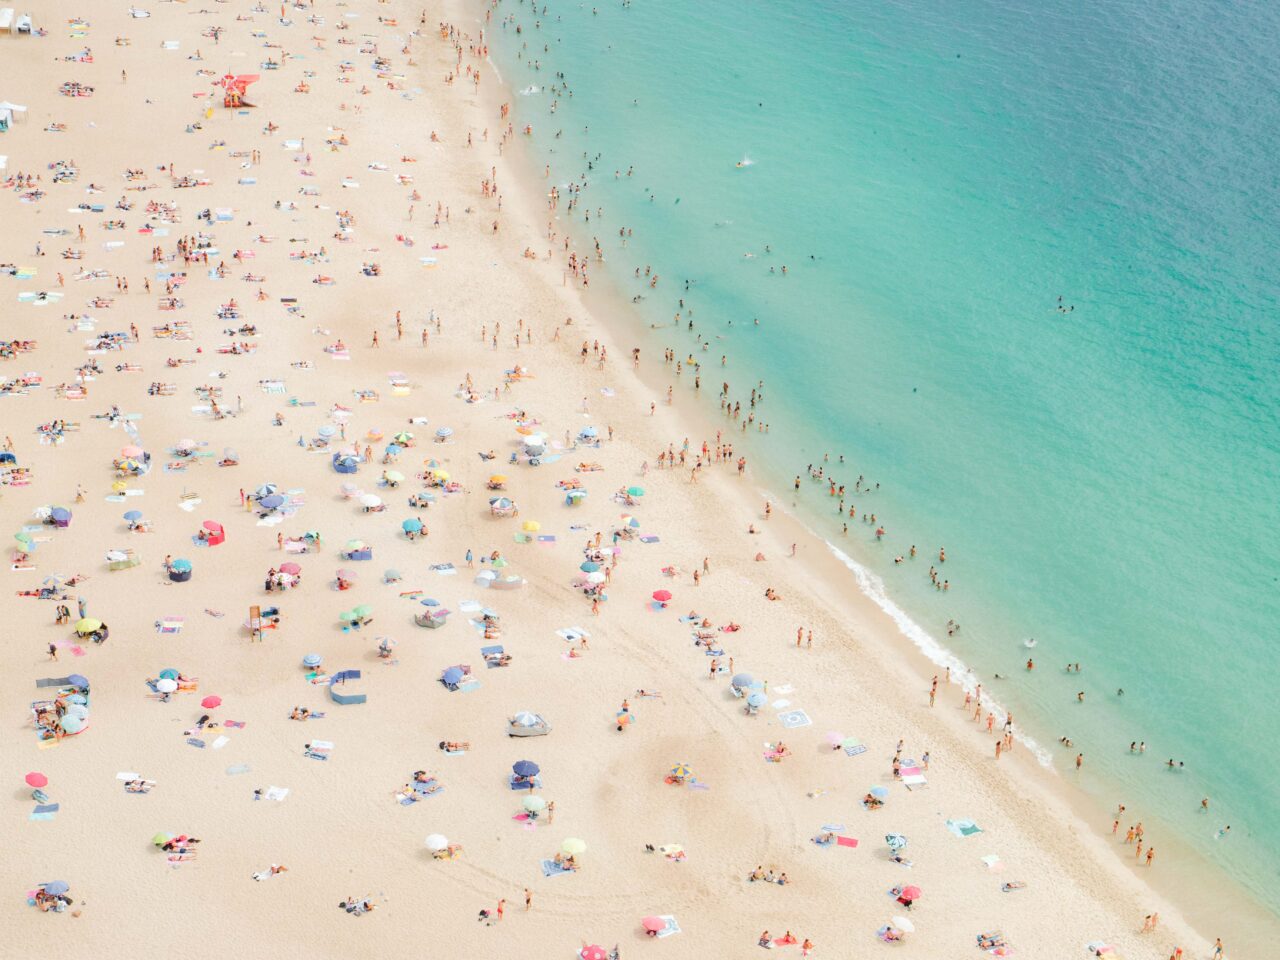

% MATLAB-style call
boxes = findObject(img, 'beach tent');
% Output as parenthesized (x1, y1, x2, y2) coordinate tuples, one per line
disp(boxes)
(0, 11, 13, 32)
(50, 507, 71, 528)
(220, 73, 260, 108)
(332, 453, 359, 474)
(169, 558, 192, 582)
(202, 520, 225, 545)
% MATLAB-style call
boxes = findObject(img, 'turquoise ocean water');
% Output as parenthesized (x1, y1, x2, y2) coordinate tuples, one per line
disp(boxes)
(485, 0, 1280, 916)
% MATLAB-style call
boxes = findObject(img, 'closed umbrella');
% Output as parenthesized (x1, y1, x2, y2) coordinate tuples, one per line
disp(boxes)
(512, 760, 540, 778)
(424, 834, 448, 852)
(201, 695, 222, 709)
(561, 838, 587, 855)
(25, 772, 48, 788)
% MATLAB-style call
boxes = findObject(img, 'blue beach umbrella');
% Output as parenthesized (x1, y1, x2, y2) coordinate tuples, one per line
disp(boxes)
(420, 598, 439, 607)
(747, 692, 767, 707)
(442, 667, 464, 685)
(302, 653, 322, 668)
(123, 510, 143, 521)
(886, 833, 908, 851)
(384, 443, 402, 455)
(254, 483, 278, 498)
(435, 427, 453, 438)
(67, 674, 89, 689)
(731, 673, 754, 689)
(42, 881, 69, 896)
(317, 424, 337, 438)
(402, 518, 423, 533)
(580, 561, 600, 572)
(159, 668, 179, 680)
(259, 494, 285, 509)
(512, 760, 540, 777)
(870, 786, 889, 799)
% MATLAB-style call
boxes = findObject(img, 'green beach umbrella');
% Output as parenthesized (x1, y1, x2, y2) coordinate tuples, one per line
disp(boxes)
(353, 604, 373, 618)
(626, 486, 645, 497)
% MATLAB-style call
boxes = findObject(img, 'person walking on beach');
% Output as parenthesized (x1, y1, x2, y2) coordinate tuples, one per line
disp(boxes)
(1075, 753, 1083, 771)
(524, 888, 532, 911)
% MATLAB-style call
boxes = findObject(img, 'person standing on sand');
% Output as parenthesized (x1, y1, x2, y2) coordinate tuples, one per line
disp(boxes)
(524, 888, 532, 911)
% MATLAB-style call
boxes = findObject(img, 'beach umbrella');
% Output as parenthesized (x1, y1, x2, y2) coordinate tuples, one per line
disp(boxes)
(885, 833, 908, 851)
(627, 486, 645, 497)
(339, 611, 355, 623)
(511, 711, 540, 727)
(870, 786, 889, 799)
(475, 570, 497, 581)
(384, 444, 403, 457)
(171, 559, 192, 573)
(580, 426, 598, 437)
(420, 597, 439, 607)
(492, 557, 508, 569)
(121, 445, 143, 458)
(585, 571, 605, 584)
(393, 431, 413, 444)
(67, 674, 89, 689)
(747, 691, 767, 707)
(25, 772, 48, 788)
(524, 443, 545, 456)
(489, 497, 511, 509)
(176, 438, 197, 451)
(59, 714, 85, 734)
(627, 517, 641, 528)
(360, 494, 382, 508)
(489, 474, 508, 484)
(580, 947, 607, 960)
(201, 695, 222, 709)
(64, 703, 88, 721)
(152, 833, 173, 846)
(900, 885, 922, 901)
(892, 916, 915, 934)
(384, 470, 405, 483)
(260, 494, 285, 509)
(336, 568, 356, 581)
(254, 483, 278, 498)
(223, 448, 238, 462)
(402, 518, 423, 533)
(384, 569, 402, 582)
(123, 510, 143, 522)
(432, 469, 450, 482)
(51, 507, 71, 523)
(435, 426, 453, 438)
(159, 668, 179, 680)
(15, 531, 32, 543)
(652, 589, 672, 602)
(580, 561, 600, 572)
(522, 795, 546, 813)
(67, 694, 88, 705)
(670, 763, 692, 779)
(340, 482, 359, 496)
(42, 881, 69, 897)
(156, 679, 178, 693)
(112, 481, 128, 493)
(345, 539, 366, 551)
(353, 604, 373, 618)
(442, 667, 465, 685)
(512, 760, 540, 778)
(317, 424, 337, 438)
(75, 618, 102, 634)
(424, 834, 448, 852)
(561, 838, 587, 855)
(731, 673, 754, 689)
(302, 653, 322, 668)
(280, 562, 301, 575)
(642, 916, 665, 933)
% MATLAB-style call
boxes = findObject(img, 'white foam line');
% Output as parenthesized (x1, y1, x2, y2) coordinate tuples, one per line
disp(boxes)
(822, 538, 1053, 768)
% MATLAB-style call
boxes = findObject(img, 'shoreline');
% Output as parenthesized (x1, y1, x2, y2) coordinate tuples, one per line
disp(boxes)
(468, 0, 1276, 953)
(0, 0, 1259, 955)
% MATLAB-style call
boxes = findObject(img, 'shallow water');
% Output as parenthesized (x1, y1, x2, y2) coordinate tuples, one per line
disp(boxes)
(487, 0, 1280, 915)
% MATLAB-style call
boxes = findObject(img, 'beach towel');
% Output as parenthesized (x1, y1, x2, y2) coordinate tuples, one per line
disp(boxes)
(946, 818, 983, 838)
(186, 737, 206, 748)
(654, 915, 681, 938)
(264, 786, 289, 801)
(510, 775, 542, 790)
(981, 854, 1004, 871)
(778, 709, 812, 729)
(639, 535, 660, 543)
(835, 836, 859, 848)
(539, 859, 573, 877)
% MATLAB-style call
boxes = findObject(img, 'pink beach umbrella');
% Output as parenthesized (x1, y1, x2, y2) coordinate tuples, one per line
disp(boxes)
(581, 947, 608, 960)
(201, 695, 222, 709)
(279, 562, 302, 575)
(25, 772, 48, 788)
(121, 445, 143, 458)
(641, 916, 665, 934)
(652, 589, 672, 602)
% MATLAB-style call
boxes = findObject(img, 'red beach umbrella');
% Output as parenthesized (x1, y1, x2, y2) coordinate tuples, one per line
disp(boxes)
(201, 695, 222, 709)
(581, 947, 608, 960)
(642, 916, 665, 933)
(25, 772, 48, 788)
(900, 885, 922, 900)
(280, 562, 301, 575)
(652, 590, 672, 602)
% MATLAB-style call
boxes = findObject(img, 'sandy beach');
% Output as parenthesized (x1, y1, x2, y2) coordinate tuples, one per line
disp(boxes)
(0, 1, 1227, 957)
